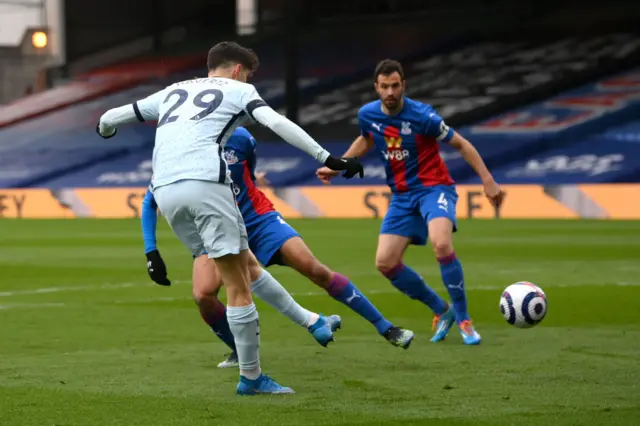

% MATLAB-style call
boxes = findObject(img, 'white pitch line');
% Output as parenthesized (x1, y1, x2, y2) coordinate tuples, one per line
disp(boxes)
(0, 280, 638, 303)
(0, 282, 143, 298)
(114, 282, 640, 305)
(0, 280, 638, 310)
(0, 302, 66, 310)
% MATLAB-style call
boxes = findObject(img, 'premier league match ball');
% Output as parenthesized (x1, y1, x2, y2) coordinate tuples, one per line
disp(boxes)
(500, 282, 547, 328)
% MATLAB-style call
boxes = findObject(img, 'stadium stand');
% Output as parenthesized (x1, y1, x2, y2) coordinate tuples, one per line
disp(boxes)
(0, 86, 154, 188)
(0, 28, 458, 188)
(27, 66, 640, 189)
(0, 23, 451, 128)
(0, 55, 203, 128)
(330, 66, 640, 186)
(1, 31, 639, 190)
(456, 67, 640, 183)
(469, 132, 640, 184)
(284, 32, 640, 140)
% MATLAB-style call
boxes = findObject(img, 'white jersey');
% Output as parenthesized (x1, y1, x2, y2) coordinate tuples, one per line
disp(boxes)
(134, 77, 267, 189)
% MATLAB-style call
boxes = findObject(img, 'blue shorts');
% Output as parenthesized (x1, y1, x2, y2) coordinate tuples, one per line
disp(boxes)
(247, 212, 300, 266)
(380, 185, 458, 246)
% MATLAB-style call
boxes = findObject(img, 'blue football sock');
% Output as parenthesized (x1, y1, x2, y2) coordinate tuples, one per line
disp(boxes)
(438, 252, 469, 323)
(384, 263, 447, 315)
(199, 299, 237, 352)
(326, 273, 393, 335)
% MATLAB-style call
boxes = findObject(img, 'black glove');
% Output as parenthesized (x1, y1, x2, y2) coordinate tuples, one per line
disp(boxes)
(146, 250, 171, 286)
(323, 156, 364, 179)
(96, 124, 117, 139)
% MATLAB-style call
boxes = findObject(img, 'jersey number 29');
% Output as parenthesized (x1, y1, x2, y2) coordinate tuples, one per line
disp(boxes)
(158, 89, 224, 127)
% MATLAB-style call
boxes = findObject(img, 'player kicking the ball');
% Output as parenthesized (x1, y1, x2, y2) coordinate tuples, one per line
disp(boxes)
(142, 194, 343, 367)
(142, 126, 415, 355)
(97, 41, 363, 395)
(317, 59, 505, 345)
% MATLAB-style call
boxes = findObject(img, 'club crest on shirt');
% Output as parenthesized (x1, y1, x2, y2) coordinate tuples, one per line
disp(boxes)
(224, 149, 238, 165)
(401, 121, 412, 135)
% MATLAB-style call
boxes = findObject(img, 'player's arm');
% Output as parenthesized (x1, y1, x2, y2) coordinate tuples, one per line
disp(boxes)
(238, 132, 270, 187)
(343, 134, 374, 157)
(316, 111, 374, 183)
(254, 171, 270, 187)
(448, 133, 496, 184)
(141, 189, 159, 254)
(243, 134, 270, 186)
(141, 189, 170, 286)
(96, 90, 164, 139)
(240, 87, 363, 178)
(316, 135, 373, 184)
(433, 118, 504, 207)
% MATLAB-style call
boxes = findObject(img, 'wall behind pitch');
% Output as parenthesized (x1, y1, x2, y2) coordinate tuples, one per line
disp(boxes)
(0, 185, 636, 220)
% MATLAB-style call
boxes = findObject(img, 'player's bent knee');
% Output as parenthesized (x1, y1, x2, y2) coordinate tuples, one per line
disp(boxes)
(376, 235, 409, 277)
(215, 251, 253, 307)
(192, 255, 222, 302)
(247, 257, 263, 282)
(432, 241, 454, 259)
(375, 257, 398, 277)
(192, 286, 221, 305)
(192, 283, 215, 303)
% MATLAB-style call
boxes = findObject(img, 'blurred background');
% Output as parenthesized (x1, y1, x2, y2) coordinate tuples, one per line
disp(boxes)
(0, 0, 639, 219)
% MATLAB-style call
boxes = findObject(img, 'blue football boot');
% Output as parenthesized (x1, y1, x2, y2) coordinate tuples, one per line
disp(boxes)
(308, 314, 342, 347)
(459, 320, 482, 345)
(236, 374, 295, 396)
(430, 305, 456, 342)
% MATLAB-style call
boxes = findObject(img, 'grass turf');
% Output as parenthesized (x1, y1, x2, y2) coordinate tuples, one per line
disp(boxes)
(0, 219, 639, 425)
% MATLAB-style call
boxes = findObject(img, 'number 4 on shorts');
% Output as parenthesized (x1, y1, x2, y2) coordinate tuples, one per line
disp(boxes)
(437, 192, 448, 207)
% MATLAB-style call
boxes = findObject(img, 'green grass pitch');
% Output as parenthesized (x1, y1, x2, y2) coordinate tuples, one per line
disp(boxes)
(1, 219, 639, 425)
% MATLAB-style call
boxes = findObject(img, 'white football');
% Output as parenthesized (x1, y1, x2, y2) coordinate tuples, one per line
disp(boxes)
(500, 282, 547, 328)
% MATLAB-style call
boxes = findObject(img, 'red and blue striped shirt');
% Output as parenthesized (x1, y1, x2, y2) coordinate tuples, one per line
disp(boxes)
(358, 97, 455, 192)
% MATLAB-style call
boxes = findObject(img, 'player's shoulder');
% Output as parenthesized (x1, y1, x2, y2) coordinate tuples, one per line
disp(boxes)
(167, 77, 255, 93)
(164, 78, 205, 91)
(404, 97, 435, 117)
(227, 126, 256, 152)
(231, 126, 255, 142)
(358, 100, 382, 119)
(217, 78, 256, 95)
(158, 79, 208, 96)
(403, 97, 444, 126)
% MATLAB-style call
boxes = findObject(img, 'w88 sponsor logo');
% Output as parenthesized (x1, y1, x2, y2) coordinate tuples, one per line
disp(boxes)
(382, 136, 410, 161)
(382, 149, 410, 161)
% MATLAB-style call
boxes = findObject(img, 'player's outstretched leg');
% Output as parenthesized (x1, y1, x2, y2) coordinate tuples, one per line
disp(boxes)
(428, 218, 480, 345)
(192, 255, 238, 367)
(279, 237, 414, 349)
(375, 234, 455, 343)
(216, 250, 294, 395)
(245, 251, 340, 347)
(155, 180, 291, 394)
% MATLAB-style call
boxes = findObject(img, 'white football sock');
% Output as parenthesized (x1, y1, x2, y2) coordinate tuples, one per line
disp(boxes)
(251, 269, 318, 328)
(226, 303, 261, 380)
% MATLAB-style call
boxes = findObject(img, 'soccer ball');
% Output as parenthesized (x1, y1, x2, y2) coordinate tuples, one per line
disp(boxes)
(500, 282, 547, 328)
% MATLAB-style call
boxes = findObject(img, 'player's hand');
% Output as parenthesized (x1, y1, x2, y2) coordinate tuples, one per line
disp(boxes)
(316, 167, 340, 184)
(146, 250, 171, 286)
(255, 171, 270, 187)
(323, 156, 364, 179)
(483, 178, 505, 208)
(96, 121, 117, 139)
